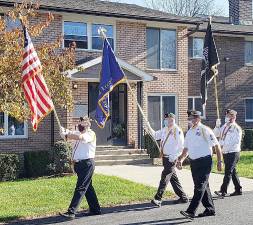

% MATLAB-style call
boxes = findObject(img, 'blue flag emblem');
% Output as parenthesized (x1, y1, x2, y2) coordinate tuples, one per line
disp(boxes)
(95, 38, 125, 128)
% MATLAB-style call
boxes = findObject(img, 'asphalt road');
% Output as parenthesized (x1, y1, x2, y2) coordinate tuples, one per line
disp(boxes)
(6, 192, 253, 225)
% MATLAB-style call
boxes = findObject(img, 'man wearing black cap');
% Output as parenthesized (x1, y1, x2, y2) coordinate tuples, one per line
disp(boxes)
(177, 110, 223, 220)
(59, 116, 101, 219)
(146, 113, 188, 207)
(213, 109, 243, 197)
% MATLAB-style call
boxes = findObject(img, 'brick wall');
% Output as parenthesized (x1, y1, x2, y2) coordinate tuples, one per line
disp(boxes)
(188, 35, 253, 129)
(143, 26, 189, 132)
(229, 0, 252, 24)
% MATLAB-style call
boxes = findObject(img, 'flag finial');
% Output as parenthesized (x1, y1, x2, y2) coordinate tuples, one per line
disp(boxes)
(98, 27, 107, 40)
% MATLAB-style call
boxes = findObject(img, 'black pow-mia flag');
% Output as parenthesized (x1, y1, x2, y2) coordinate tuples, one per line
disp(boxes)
(200, 20, 220, 110)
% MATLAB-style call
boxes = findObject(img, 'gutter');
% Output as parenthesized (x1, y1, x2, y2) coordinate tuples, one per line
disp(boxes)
(0, 1, 201, 25)
(190, 28, 253, 36)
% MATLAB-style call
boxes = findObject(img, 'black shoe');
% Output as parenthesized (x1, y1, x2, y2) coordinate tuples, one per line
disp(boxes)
(198, 210, 216, 217)
(230, 191, 242, 196)
(151, 199, 162, 207)
(174, 198, 189, 204)
(59, 212, 75, 219)
(214, 191, 226, 197)
(85, 210, 102, 216)
(180, 211, 194, 220)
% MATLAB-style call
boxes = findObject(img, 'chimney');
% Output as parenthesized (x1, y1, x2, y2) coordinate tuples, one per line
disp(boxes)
(229, 0, 252, 25)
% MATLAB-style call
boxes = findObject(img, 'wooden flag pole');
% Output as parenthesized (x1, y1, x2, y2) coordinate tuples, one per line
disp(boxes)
(209, 16, 220, 120)
(98, 28, 161, 151)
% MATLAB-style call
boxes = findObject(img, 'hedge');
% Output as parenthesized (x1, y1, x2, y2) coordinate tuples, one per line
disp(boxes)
(0, 154, 19, 181)
(24, 151, 51, 178)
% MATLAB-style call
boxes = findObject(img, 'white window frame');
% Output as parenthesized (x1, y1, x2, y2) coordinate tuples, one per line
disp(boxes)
(62, 21, 116, 52)
(147, 93, 178, 129)
(244, 41, 253, 66)
(0, 113, 28, 139)
(192, 37, 204, 59)
(146, 27, 177, 71)
(63, 21, 88, 50)
(245, 97, 253, 122)
(188, 96, 206, 119)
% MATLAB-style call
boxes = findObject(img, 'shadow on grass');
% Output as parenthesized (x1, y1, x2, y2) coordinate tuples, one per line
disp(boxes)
(4, 201, 179, 225)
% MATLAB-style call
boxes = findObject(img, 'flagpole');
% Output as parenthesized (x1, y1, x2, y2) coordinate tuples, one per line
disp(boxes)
(98, 28, 161, 152)
(209, 16, 220, 120)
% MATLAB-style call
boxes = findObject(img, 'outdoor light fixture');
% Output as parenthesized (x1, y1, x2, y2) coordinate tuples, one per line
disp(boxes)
(72, 83, 78, 89)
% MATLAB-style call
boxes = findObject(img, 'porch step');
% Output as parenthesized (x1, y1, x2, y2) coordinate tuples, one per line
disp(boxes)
(96, 149, 147, 155)
(96, 146, 131, 151)
(95, 147, 151, 166)
(95, 158, 153, 166)
(95, 154, 149, 161)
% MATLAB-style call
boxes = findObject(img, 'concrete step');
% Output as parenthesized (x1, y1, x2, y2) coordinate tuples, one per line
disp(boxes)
(95, 154, 149, 161)
(95, 158, 153, 166)
(96, 146, 130, 151)
(96, 149, 147, 156)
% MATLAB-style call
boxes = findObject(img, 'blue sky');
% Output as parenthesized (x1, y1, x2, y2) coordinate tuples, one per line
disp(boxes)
(110, 0, 229, 16)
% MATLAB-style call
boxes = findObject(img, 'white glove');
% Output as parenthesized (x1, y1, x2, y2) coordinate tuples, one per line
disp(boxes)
(216, 119, 221, 128)
(59, 127, 70, 139)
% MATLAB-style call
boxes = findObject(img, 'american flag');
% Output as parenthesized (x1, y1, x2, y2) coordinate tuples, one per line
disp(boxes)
(22, 27, 54, 131)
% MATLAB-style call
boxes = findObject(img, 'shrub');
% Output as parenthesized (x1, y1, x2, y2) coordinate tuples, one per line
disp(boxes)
(242, 129, 253, 150)
(0, 154, 19, 181)
(144, 134, 160, 158)
(24, 151, 51, 178)
(48, 141, 72, 175)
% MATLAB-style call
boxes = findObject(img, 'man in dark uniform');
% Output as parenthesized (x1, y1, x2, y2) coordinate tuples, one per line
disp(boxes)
(177, 110, 223, 220)
(59, 116, 101, 219)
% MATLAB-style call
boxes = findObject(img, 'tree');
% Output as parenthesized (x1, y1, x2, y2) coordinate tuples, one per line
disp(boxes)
(0, 1, 76, 122)
(145, 0, 224, 17)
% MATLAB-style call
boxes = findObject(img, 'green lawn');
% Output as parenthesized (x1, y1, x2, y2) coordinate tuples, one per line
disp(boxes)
(211, 151, 253, 178)
(184, 151, 253, 179)
(0, 174, 173, 222)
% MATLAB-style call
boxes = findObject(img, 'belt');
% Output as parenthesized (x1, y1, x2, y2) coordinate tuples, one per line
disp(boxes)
(223, 151, 239, 154)
(190, 155, 211, 162)
(73, 158, 93, 163)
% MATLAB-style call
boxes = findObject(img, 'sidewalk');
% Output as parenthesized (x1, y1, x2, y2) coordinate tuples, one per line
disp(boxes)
(95, 165, 253, 196)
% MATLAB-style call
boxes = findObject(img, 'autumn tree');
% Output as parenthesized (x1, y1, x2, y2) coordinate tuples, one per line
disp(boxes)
(145, 0, 224, 17)
(0, 1, 76, 122)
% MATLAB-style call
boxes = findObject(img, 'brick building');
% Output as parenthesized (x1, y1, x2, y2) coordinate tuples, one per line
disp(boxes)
(0, 0, 253, 157)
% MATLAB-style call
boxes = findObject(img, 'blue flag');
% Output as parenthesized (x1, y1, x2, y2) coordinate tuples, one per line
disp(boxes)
(95, 38, 125, 128)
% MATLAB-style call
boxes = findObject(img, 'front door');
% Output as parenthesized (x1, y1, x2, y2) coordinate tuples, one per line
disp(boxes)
(88, 82, 127, 146)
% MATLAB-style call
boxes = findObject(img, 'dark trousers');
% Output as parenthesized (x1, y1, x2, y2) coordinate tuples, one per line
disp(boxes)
(68, 159, 101, 214)
(155, 157, 187, 201)
(220, 152, 242, 193)
(187, 155, 215, 215)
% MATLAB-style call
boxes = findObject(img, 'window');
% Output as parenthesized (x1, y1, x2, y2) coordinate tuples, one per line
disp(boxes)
(92, 24, 114, 50)
(6, 16, 21, 31)
(245, 41, 253, 65)
(245, 98, 253, 121)
(147, 28, 176, 70)
(188, 96, 205, 118)
(148, 95, 176, 130)
(189, 37, 204, 58)
(0, 14, 21, 31)
(63, 22, 115, 50)
(72, 104, 88, 118)
(64, 21, 87, 49)
(0, 113, 27, 138)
